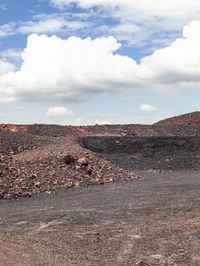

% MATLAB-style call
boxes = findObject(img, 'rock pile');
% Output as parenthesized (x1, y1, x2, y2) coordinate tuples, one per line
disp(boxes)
(0, 130, 139, 199)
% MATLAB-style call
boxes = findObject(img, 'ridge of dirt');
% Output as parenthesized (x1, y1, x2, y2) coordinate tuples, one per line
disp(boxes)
(155, 111, 200, 125)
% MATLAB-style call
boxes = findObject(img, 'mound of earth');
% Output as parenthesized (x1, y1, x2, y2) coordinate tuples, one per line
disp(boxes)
(0, 124, 28, 132)
(155, 111, 200, 125)
(0, 129, 52, 155)
(0, 130, 138, 199)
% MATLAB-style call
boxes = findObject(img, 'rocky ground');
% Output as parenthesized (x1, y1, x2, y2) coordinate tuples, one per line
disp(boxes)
(0, 171, 200, 266)
(1, 112, 200, 265)
(1, 112, 200, 199)
(0, 127, 138, 199)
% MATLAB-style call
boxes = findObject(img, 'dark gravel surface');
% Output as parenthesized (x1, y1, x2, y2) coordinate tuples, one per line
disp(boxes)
(0, 171, 200, 266)
(81, 136, 200, 170)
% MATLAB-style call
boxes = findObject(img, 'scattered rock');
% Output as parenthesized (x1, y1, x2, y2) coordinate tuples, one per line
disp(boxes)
(135, 261, 150, 266)
(77, 157, 88, 167)
(58, 154, 75, 164)
(86, 165, 92, 175)
(0, 124, 141, 199)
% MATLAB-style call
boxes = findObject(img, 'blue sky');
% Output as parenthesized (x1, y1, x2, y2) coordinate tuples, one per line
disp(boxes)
(0, 0, 200, 124)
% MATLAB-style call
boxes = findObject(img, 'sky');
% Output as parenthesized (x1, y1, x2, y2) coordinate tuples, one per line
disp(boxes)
(0, 0, 200, 125)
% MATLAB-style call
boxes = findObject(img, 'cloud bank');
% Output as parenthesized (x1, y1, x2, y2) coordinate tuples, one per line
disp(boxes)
(1, 21, 200, 103)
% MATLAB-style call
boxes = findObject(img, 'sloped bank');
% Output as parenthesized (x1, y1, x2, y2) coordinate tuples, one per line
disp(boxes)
(80, 136, 200, 170)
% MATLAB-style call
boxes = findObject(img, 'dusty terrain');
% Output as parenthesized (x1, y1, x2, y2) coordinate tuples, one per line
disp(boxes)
(1, 111, 200, 265)
(1, 171, 200, 266)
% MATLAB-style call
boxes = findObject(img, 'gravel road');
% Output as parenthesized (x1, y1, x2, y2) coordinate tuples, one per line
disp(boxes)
(1, 171, 200, 266)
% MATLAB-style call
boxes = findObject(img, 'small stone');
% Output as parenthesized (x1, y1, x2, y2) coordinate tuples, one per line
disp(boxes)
(135, 261, 150, 266)
(34, 181, 41, 187)
(77, 157, 88, 167)
(58, 154, 75, 164)
(75, 165, 81, 170)
(86, 165, 92, 175)
(30, 173, 37, 179)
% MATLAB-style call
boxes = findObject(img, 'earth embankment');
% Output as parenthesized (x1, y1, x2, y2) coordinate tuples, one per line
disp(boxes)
(81, 136, 200, 170)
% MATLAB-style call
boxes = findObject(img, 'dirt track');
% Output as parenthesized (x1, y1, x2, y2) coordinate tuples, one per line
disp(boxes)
(1, 170, 200, 266)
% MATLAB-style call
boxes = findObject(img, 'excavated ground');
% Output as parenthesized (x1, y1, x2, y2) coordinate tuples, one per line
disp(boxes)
(81, 136, 200, 170)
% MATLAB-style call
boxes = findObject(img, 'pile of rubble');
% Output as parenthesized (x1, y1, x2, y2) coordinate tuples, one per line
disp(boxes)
(0, 131, 139, 199)
(0, 129, 52, 155)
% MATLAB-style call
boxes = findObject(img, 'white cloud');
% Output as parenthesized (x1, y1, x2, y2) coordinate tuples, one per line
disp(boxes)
(95, 119, 111, 125)
(1, 21, 200, 102)
(47, 106, 73, 116)
(50, 0, 200, 47)
(0, 33, 140, 102)
(17, 17, 89, 34)
(50, 0, 200, 20)
(72, 118, 111, 125)
(139, 104, 157, 112)
(0, 60, 15, 75)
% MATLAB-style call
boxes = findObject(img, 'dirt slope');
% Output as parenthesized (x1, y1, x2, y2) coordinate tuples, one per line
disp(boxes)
(0, 129, 138, 199)
(155, 111, 200, 125)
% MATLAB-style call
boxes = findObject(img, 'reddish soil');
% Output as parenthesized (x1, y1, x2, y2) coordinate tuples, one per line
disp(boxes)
(155, 111, 200, 125)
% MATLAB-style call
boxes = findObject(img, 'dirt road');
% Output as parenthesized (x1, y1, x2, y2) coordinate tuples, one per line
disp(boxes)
(1, 171, 200, 266)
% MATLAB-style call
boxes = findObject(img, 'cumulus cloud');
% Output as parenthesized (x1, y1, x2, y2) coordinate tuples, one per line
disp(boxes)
(1, 21, 200, 102)
(0, 33, 140, 102)
(139, 104, 157, 112)
(47, 106, 73, 116)
(0, 60, 15, 75)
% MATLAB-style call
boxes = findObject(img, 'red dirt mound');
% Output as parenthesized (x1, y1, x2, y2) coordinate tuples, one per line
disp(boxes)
(0, 124, 28, 132)
(155, 111, 200, 125)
